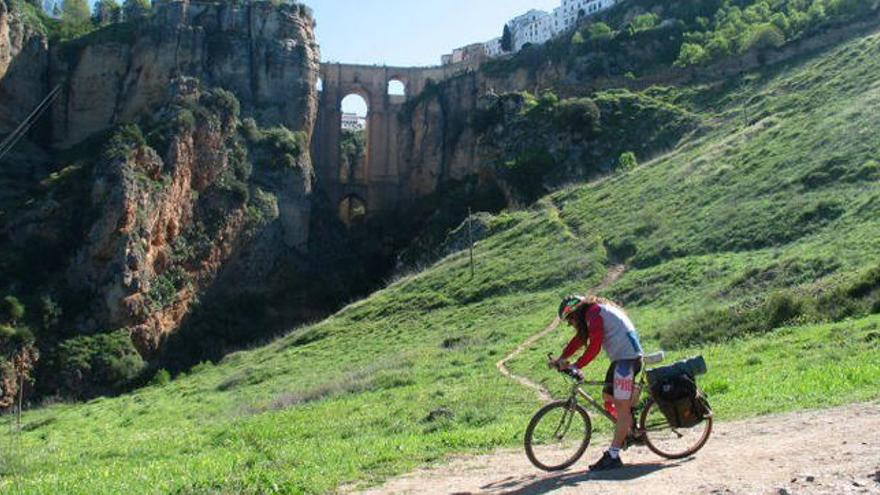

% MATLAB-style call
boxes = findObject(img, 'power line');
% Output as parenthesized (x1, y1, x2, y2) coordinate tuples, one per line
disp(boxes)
(0, 84, 62, 162)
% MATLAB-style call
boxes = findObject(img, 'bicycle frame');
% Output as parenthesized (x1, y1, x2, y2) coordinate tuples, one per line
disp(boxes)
(561, 372, 649, 426)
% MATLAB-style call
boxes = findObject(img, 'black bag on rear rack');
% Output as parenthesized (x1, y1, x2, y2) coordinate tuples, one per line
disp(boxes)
(649, 373, 712, 428)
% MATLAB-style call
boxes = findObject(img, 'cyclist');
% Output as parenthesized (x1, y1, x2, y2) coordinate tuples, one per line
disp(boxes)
(549, 294, 644, 471)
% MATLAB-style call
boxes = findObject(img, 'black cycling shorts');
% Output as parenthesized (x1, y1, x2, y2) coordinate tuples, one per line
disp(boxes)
(603, 358, 642, 400)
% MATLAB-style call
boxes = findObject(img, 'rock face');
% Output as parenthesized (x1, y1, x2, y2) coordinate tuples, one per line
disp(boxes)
(0, 0, 49, 135)
(0, 0, 319, 396)
(51, 0, 319, 148)
(64, 83, 313, 356)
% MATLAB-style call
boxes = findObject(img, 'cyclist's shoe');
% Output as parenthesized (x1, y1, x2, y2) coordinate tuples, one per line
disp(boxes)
(589, 451, 623, 471)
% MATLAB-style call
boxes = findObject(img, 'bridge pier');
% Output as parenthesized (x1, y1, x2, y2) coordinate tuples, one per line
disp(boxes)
(312, 62, 461, 223)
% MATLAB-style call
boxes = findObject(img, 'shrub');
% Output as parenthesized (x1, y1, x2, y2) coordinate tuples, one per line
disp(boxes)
(554, 97, 601, 133)
(251, 126, 306, 170)
(172, 109, 196, 133)
(662, 265, 880, 349)
(149, 368, 171, 386)
(60, 0, 92, 39)
(749, 24, 785, 51)
(92, 0, 121, 26)
(52, 329, 145, 397)
(2, 296, 25, 325)
(40, 295, 62, 330)
(501, 149, 556, 203)
(103, 124, 146, 162)
(202, 88, 241, 122)
(632, 13, 659, 31)
(618, 151, 638, 172)
(588, 22, 613, 40)
(675, 42, 708, 67)
(122, 0, 150, 21)
(764, 291, 808, 329)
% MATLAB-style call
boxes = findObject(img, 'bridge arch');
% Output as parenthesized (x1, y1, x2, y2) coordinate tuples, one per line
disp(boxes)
(338, 194, 367, 226)
(312, 63, 462, 220)
(387, 77, 407, 97)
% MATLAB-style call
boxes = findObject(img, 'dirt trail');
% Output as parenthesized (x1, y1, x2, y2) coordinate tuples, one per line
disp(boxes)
(494, 264, 627, 403)
(351, 401, 880, 495)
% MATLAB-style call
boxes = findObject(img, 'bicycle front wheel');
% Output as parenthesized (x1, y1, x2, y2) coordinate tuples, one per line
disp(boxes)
(639, 398, 712, 459)
(524, 400, 592, 471)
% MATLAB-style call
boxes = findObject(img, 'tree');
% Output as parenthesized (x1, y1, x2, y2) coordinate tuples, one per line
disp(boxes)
(122, 0, 149, 21)
(749, 24, 785, 51)
(92, 0, 120, 25)
(618, 151, 638, 172)
(675, 42, 707, 67)
(61, 0, 91, 34)
(588, 22, 613, 40)
(632, 13, 659, 31)
(501, 24, 513, 52)
(2, 296, 25, 326)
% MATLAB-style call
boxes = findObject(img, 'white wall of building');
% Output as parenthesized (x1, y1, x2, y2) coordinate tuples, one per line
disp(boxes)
(341, 113, 366, 131)
(484, 37, 503, 57)
(441, 0, 618, 64)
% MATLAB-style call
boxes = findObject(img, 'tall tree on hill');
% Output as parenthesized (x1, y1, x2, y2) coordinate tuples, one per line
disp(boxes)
(61, 0, 91, 37)
(93, 0, 121, 25)
(501, 24, 513, 52)
(122, 0, 149, 21)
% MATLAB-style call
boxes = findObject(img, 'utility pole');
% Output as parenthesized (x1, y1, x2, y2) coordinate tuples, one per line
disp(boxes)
(468, 208, 475, 279)
(17, 373, 24, 431)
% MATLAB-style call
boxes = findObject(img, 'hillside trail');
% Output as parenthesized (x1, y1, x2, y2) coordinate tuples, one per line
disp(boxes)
(350, 401, 880, 495)
(494, 264, 627, 403)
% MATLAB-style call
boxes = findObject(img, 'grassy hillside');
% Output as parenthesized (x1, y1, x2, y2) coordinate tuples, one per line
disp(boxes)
(3, 23, 880, 495)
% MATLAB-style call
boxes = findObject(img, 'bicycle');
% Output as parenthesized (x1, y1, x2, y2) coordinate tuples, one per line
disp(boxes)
(524, 352, 713, 471)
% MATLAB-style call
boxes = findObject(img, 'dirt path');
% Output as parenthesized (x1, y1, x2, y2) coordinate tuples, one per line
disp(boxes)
(494, 264, 627, 403)
(351, 401, 880, 495)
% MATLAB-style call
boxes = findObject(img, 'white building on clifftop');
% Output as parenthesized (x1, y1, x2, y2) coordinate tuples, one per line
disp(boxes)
(441, 0, 618, 65)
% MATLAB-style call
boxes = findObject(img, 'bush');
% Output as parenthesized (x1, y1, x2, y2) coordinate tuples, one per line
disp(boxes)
(749, 24, 785, 51)
(662, 265, 880, 349)
(122, 0, 150, 21)
(52, 329, 146, 397)
(148, 368, 171, 386)
(632, 13, 659, 31)
(501, 148, 556, 203)
(554, 97, 601, 133)
(251, 126, 306, 170)
(2, 296, 25, 324)
(92, 0, 121, 26)
(587, 22, 613, 40)
(103, 124, 146, 162)
(764, 291, 808, 329)
(202, 88, 241, 122)
(618, 151, 638, 172)
(41, 295, 62, 331)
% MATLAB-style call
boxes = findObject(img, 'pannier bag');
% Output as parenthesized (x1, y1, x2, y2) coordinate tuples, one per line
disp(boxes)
(647, 356, 712, 428)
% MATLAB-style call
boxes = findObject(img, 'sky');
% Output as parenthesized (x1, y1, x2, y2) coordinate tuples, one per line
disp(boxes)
(307, 0, 558, 115)
(87, 0, 561, 115)
(306, 0, 558, 66)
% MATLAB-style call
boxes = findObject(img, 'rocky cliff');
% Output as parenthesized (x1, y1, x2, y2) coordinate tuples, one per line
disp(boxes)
(0, 0, 49, 135)
(50, 0, 319, 148)
(0, 0, 320, 400)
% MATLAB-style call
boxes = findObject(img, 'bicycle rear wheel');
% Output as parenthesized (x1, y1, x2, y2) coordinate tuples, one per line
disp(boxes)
(524, 400, 592, 471)
(638, 398, 712, 459)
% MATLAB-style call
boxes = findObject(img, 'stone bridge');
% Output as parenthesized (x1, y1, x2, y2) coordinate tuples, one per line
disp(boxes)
(312, 63, 464, 224)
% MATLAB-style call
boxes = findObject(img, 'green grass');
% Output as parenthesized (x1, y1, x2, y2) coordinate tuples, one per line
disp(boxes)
(4, 21, 880, 495)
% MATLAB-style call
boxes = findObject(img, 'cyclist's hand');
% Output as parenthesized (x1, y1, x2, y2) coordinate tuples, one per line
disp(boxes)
(547, 357, 568, 370)
(562, 365, 584, 382)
